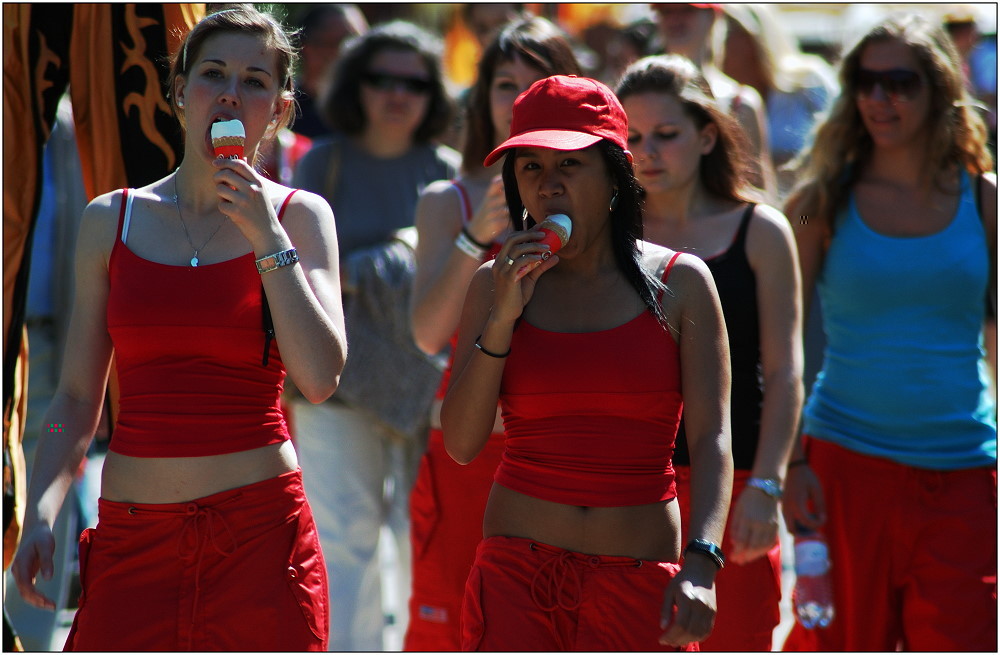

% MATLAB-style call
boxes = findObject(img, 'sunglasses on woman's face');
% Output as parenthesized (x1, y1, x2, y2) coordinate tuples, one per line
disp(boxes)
(855, 68, 924, 102)
(362, 71, 432, 95)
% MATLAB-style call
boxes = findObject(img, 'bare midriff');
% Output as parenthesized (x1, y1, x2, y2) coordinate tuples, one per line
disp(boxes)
(100, 440, 298, 504)
(482, 482, 682, 562)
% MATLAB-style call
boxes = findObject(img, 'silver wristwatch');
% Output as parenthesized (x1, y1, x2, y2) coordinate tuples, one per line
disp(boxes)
(255, 248, 299, 274)
(746, 477, 783, 499)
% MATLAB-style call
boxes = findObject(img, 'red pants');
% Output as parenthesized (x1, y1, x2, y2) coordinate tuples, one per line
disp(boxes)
(64, 470, 328, 651)
(461, 535, 698, 651)
(782, 437, 997, 651)
(403, 428, 504, 651)
(675, 467, 782, 651)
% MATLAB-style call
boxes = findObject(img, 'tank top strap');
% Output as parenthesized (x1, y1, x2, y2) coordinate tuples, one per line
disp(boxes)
(663, 251, 683, 282)
(729, 86, 744, 113)
(732, 203, 756, 250)
(958, 166, 971, 195)
(276, 189, 298, 222)
(655, 251, 684, 301)
(450, 179, 473, 224)
(117, 188, 135, 244)
(957, 168, 977, 218)
(955, 169, 987, 239)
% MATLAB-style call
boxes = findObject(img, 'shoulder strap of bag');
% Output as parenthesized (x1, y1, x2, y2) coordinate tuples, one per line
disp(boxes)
(323, 140, 343, 203)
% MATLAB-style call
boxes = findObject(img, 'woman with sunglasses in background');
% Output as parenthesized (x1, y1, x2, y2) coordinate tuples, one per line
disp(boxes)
(290, 21, 458, 651)
(782, 14, 996, 651)
(406, 16, 582, 651)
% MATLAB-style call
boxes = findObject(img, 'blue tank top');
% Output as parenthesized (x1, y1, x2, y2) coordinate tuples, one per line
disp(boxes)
(803, 170, 997, 469)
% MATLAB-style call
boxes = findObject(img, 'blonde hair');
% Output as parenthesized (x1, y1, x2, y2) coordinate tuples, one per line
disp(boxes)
(787, 13, 992, 230)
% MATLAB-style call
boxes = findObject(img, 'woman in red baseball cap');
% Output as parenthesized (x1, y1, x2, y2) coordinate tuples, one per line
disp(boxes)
(405, 17, 582, 651)
(441, 74, 733, 651)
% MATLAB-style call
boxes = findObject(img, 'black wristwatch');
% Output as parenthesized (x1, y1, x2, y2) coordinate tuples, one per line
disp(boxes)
(684, 538, 726, 569)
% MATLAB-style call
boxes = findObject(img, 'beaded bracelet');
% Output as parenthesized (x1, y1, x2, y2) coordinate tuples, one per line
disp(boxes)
(461, 226, 491, 250)
(474, 335, 510, 358)
(455, 230, 487, 260)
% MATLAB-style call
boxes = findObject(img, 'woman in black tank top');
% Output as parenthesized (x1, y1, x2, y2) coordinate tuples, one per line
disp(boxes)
(618, 54, 804, 651)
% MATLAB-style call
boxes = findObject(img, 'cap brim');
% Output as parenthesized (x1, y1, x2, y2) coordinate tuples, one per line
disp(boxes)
(483, 130, 604, 167)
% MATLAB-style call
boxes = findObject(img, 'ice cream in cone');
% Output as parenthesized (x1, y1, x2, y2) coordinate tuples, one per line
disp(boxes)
(211, 119, 245, 160)
(536, 214, 572, 258)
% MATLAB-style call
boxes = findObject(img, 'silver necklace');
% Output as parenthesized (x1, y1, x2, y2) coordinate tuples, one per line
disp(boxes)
(173, 174, 227, 267)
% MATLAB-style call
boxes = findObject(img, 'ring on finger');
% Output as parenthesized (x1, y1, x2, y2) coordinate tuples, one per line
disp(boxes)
(505, 255, 516, 267)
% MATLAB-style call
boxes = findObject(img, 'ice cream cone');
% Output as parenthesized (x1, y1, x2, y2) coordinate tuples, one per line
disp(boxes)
(211, 119, 245, 160)
(536, 214, 572, 256)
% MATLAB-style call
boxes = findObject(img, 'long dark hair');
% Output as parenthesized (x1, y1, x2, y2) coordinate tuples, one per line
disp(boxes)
(616, 54, 754, 204)
(462, 16, 582, 172)
(324, 20, 452, 142)
(500, 140, 669, 327)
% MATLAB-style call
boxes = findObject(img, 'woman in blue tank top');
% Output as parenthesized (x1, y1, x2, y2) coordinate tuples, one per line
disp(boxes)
(783, 13, 996, 652)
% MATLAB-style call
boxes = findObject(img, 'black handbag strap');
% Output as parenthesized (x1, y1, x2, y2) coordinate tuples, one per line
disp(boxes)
(261, 287, 274, 366)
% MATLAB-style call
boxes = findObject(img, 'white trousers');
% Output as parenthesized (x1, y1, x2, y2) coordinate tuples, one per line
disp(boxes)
(5, 325, 77, 650)
(291, 399, 422, 651)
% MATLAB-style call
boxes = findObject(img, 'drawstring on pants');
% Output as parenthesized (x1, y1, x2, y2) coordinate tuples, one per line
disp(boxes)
(531, 548, 583, 612)
(128, 496, 239, 649)
(528, 542, 645, 613)
(177, 502, 238, 635)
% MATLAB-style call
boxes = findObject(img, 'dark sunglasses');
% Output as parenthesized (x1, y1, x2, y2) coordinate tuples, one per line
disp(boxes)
(855, 68, 924, 102)
(362, 71, 432, 95)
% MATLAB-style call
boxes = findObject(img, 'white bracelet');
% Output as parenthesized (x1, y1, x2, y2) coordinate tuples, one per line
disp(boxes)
(454, 231, 486, 260)
(255, 247, 299, 274)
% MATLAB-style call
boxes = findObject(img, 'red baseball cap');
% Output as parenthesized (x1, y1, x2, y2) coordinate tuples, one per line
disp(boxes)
(483, 75, 629, 167)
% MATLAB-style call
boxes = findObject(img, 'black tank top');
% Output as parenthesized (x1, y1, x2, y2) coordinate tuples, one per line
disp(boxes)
(674, 204, 761, 470)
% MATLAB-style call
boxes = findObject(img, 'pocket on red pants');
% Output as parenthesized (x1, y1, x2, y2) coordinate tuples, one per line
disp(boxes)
(460, 564, 485, 651)
(75, 527, 95, 609)
(410, 452, 440, 562)
(63, 527, 95, 652)
(285, 507, 329, 644)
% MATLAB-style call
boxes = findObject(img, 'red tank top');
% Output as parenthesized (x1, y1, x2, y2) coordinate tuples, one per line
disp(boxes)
(106, 188, 296, 457)
(495, 253, 684, 507)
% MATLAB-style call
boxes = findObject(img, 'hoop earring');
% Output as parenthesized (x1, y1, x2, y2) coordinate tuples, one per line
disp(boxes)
(521, 207, 529, 224)
(609, 191, 619, 213)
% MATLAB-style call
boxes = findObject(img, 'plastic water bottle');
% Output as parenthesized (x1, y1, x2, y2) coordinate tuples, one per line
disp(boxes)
(792, 525, 834, 629)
